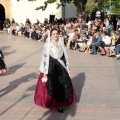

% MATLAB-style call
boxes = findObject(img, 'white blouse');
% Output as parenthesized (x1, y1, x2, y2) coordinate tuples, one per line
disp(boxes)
(102, 36, 111, 45)
(50, 41, 63, 59)
(39, 38, 70, 74)
(50, 41, 67, 69)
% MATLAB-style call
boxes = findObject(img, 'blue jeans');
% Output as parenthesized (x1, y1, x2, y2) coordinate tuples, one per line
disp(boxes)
(91, 43, 99, 54)
(115, 46, 120, 55)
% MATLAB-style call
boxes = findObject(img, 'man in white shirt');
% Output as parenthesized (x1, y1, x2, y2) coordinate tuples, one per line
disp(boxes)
(99, 31, 111, 55)
(87, 20, 91, 29)
(15, 24, 20, 35)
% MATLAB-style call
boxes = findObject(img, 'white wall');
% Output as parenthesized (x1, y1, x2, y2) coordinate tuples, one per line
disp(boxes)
(10, 0, 62, 24)
(10, 0, 77, 24)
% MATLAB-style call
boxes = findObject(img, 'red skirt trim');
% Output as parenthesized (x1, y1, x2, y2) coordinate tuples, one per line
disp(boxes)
(34, 73, 76, 108)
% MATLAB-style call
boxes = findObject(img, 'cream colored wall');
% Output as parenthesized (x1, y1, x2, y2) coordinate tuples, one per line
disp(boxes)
(0, 0, 11, 19)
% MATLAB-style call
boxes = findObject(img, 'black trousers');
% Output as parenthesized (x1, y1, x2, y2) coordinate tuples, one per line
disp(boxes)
(70, 41, 75, 49)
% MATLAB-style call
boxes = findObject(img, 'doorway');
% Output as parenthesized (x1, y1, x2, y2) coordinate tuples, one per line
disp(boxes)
(0, 4, 5, 30)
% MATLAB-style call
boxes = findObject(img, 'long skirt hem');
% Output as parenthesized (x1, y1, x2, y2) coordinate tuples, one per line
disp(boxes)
(34, 72, 76, 109)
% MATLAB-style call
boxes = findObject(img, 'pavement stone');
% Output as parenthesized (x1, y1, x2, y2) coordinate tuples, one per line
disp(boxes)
(0, 32, 120, 120)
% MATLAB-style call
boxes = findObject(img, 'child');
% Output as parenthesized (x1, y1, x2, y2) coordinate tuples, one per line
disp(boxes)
(0, 50, 8, 74)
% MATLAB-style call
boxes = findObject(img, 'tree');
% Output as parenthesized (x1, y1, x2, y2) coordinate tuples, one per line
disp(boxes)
(110, 0, 120, 15)
(94, 0, 120, 11)
(85, 0, 120, 17)
(85, 0, 98, 14)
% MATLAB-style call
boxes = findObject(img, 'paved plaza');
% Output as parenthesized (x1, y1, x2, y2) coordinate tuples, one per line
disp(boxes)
(0, 31, 120, 120)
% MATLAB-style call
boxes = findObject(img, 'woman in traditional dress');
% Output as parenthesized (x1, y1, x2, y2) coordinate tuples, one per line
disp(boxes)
(0, 50, 8, 74)
(34, 28, 76, 113)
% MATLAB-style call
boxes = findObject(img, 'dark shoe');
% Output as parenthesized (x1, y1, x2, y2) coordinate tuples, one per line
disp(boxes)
(111, 55, 116, 57)
(91, 52, 97, 55)
(57, 108, 64, 113)
(70, 47, 73, 50)
(100, 54, 106, 56)
(79, 49, 82, 52)
(90, 52, 94, 54)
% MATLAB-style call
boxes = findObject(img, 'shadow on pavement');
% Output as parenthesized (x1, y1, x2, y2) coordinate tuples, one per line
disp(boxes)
(0, 46, 11, 51)
(0, 73, 38, 116)
(0, 93, 31, 116)
(72, 72, 86, 103)
(26, 84, 36, 91)
(2, 62, 26, 75)
(4, 50, 16, 56)
(38, 72, 86, 120)
(0, 72, 38, 97)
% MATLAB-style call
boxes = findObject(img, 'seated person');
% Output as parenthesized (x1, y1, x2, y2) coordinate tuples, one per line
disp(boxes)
(73, 34, 81, 50)
(115, 33, 120, 56)
(41, 27, 50, 42)
(115, 54, 120, 60)
(90, 32, 102, 55)
(11, 23, 17, 35)
(60, 28, 69, 46)
(76, 33, 87, 52)
(69, 29, 79, 49)
(23, 24, 30, 39)
(65, 28, 74, 48)
(85, 35, 93, 53)
(98, 31, 111, 56)
(107, 31, 116, 57)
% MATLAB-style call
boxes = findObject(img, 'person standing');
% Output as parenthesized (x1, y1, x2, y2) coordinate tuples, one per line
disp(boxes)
(34, 28, 76, 113)
(105, 17, 109, 28)
(0, 50, 9, 74)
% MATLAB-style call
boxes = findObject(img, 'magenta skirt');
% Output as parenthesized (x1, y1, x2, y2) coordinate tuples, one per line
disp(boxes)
(34, 72, 76, 108)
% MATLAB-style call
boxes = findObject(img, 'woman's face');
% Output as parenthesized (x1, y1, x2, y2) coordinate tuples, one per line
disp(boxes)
(51, 30, 59, 41)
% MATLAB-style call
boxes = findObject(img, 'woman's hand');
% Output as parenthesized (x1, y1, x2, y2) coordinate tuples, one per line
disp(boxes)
(43, 74, 47, 78)
(42, 74, 48, 83)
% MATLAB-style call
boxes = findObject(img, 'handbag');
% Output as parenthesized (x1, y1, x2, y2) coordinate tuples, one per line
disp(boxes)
(98, 41, 105, 47)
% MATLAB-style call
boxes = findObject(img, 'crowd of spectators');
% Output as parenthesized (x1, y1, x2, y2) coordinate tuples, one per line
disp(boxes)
(5, 17, 120, 60)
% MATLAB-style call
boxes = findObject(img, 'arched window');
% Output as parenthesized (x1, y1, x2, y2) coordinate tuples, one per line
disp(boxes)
(0, 4, 5, 30)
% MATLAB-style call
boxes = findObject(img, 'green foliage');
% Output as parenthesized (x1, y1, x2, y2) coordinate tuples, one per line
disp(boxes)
(110, 0, 120, 15)
(85, 0, 96, 12)
(94, 0, 120, 15)
(35, 0, 57, 10)
(35, 0, 74, 10)
(85, 0, 120, 15)
(94, 0, 120, 10)
(17, 0, 87, 10)
(5, 18, 11, 24)
(16, 0, 120, 16)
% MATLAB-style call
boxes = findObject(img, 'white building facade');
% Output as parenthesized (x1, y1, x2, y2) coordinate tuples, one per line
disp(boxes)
(10, 0, 77, 24)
